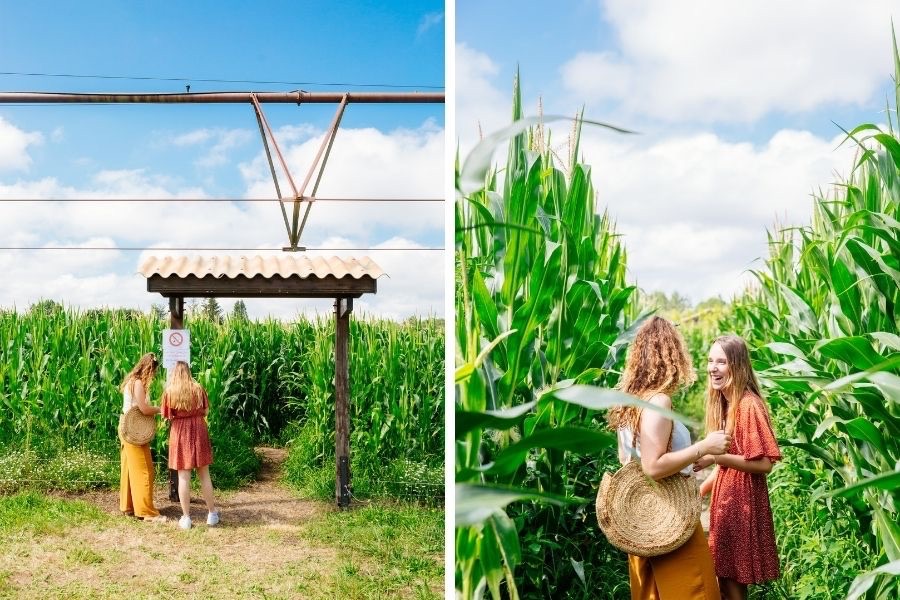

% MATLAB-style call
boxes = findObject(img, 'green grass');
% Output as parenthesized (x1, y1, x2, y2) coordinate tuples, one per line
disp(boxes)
(0, 492, 108, 537)
(0, 492, 442, 599)
(298, 503, 444, 598)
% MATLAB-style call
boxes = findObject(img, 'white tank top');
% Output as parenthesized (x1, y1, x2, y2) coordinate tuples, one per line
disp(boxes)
(123, 382, 136, 413)
(617, 420, 694, 476)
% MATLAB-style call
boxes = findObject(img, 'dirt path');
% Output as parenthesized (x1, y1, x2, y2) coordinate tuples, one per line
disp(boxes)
(56, 446, 325, 526)
(5, 448, 344, 598)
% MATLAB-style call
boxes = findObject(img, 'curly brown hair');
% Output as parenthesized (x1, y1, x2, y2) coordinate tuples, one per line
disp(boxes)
(120, 352, 159, 396)
(607, 316, 696, 433)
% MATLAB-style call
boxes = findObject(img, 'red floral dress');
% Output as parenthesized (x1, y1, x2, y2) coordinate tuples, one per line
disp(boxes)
(708, 391, 781, 584)
(162, 388, 213, 470)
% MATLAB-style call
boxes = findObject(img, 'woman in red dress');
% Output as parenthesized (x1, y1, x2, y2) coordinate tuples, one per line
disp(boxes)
(694, 335, 781, 599)
(162, 360, 219, 530)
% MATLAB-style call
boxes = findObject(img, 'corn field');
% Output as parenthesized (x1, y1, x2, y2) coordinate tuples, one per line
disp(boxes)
(0, 305, 444, 499)
(455, 75, 682, 598)
(457, 42, 900, 598)
(722, 40, 900, 598)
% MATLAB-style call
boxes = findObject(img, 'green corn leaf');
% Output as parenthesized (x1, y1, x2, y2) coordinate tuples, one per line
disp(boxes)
(483, 427, 615, 475)
(816, 336, 886, 371)
(552, 385, 699, 428)
(776, 282, 818, 333)
(455, 483, 583, 527)
(779, 439, 847, 480)
(871, 332, 900, 352)
(825, 469, 900, 499)
(460, 116, 635, 195)
(870, 372, 900, 404)
(842, 417, 886, 455)
(456, 401, 537, 438)
(846, 559, 900, 600)
(764, 342, 809, 360)
(822, 355, 900, 392)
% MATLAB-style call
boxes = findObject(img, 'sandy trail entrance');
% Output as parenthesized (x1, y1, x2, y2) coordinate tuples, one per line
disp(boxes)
(63, 446, 325, 526)
(2, 448, 353, 599)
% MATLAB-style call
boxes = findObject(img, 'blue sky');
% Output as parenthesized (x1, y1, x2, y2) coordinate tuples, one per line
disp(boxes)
(0, 0, 444, 319)
(457, 0, 897, 302)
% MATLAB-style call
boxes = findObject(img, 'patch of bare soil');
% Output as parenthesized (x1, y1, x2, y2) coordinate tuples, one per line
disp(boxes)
(2, 447, 345, 598)
(55, 446, 328, 527)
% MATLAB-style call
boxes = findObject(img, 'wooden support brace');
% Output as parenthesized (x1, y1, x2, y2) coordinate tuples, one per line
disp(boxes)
(167, 296, 184, 502)
(335, 297, 353, 508)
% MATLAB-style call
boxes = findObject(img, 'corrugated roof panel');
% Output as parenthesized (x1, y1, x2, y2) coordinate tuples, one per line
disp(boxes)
(138, 255, 385, 280)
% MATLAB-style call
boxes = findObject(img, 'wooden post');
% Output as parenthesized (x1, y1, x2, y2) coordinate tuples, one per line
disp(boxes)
(167, 296, 184, 502)
(335, 297, 352, 508)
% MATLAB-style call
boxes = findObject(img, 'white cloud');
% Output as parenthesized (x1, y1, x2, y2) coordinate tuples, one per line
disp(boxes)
(560, 0, 895, 122)
(0, 122, 444, 320)
(456, 43, 510, 153)
(170, 127, 254, 168)
(575, 125, 857, 300)
(417, 11, 444, 39)
(0, 117, 43, 171)
(173, 130, 212, 146)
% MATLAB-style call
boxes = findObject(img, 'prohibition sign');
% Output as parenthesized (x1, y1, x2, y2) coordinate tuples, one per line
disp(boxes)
(169, 331, 184, 346)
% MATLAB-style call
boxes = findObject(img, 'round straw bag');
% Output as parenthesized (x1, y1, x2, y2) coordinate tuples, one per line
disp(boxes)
(118, 406, 156, 446)
(596, 460, 699, 557)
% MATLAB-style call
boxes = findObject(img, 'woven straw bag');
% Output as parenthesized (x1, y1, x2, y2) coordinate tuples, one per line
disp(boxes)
(118, 405, 156, 446)
(596, 460, 699, 557)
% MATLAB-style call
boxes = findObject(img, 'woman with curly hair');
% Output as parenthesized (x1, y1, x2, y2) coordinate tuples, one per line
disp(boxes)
(693, 335, 780, 599)
(607, 316, 730, 599)
(119, 352, 166, 523)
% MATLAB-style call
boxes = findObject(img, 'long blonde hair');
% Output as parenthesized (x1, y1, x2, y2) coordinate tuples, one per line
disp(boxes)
(165, 361, 203, 411)
(608, 316, 696, 433)
(704, 334, 765, 434)
(120, 352, 158, 395)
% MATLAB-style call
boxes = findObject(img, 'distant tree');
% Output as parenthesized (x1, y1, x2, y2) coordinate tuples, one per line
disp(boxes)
(29, 299, 64, 317)
(231, 300, 249, 322)
(186, 298, 200, 318)
(639, 290, 692, 315)
(201, 297, 224, 323)
(150, 303, 167, 321)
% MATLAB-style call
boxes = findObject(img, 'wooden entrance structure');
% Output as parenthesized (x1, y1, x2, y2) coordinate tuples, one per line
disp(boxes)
(139, 255, 384, 508)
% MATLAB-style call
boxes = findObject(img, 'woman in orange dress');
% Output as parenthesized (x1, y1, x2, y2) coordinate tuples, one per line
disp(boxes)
(694, 335, 781, 599)
(161, 360, 219, 530)
(607, 316, 731, 599)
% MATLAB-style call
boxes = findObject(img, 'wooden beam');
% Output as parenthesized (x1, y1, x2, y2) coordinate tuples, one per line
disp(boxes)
(148, 274, 376, 298)
(335, 297, 352, 508)
(167, 296, 184, 502)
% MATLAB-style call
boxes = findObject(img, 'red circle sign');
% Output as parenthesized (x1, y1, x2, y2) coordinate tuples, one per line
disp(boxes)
(169, 332, 184, 346)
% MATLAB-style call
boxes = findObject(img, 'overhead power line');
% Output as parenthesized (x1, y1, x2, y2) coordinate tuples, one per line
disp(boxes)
(0, 198, 444, 204)
(0, 70, 444, 90)
(0, 246, 444, 252)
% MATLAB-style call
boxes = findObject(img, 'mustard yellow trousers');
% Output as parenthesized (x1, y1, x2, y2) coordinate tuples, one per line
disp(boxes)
(628, 522, 719, 600)
(119, 440, 160, 518)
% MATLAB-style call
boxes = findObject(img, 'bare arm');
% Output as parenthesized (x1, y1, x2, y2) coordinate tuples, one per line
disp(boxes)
(640, 394, 715, 480)
(712, 453, 773, 474)
(131, 380, 160, 416)
(699, 467, 717, 497)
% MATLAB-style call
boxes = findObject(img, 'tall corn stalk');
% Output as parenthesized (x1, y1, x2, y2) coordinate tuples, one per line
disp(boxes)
(455, 74, 658, 598)
(725, 33, 900, 599)
(0, 307, 444, 491)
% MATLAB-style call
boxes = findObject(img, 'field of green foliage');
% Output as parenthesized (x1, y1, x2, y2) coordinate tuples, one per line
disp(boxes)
(0, 304, 444, 503)
(456, 59, 899, 600)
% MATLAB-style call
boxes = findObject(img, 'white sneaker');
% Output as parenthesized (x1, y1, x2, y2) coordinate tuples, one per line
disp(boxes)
(207, 511, 220, 526)
(178, 515, 192, 530)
